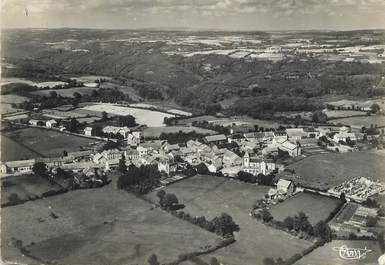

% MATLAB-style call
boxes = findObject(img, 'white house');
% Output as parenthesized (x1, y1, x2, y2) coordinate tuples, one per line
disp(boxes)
(46, 120, 57, 128)
(1, 159, 36, 174)
(127, 132, 141, 146)
(242, 152, 281, 176)
(84, 127, 93, 136)
(29, 119, 40, 126)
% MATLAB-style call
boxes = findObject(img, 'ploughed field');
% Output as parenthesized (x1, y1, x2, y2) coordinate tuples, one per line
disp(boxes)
(1, 181, 222, 265)
(285, 151, 385, 191)
(147, 175, 313, 265)
(269, 192, 341, 225)
(1, 128, 102, 161)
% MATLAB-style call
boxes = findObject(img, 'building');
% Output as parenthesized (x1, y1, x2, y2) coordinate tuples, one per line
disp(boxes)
(286, 128, 307, 141)
(1, 159, 36, 174)
(127, 132, 141, 146)
(222, 149, 242, 166)
(102, 126, 131, 138)
(84, 127, 93, 136)
(204, 134, 227, 145)
(137, 145, 149, 157)
(28, 119, 40, 126)
(242, 152, 282, 176)
(46, 120, 57, 128)
(276, 139, 301, 157)
(277, 179, 295, 196)
(333, 127, 357, 143)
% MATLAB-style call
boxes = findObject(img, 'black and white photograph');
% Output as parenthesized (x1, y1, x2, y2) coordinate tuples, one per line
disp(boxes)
(1, 1, 385, 265)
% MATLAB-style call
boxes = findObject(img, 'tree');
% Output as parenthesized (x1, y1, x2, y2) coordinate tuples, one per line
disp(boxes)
(293, 212, 312, 233)
(68, 118, 80, 132)
(283, 216, 295, 230)
(312, 110, 328, 123)
(157, 190, 166, 207)
(340, 192, 347, 203)
(101, 111, 108, 121)
(147, 254, 160, 265)
(366, 216, 378, 227)
(118, 115, 136, 127)
(32, 162, 47, 176)
(313, 221, 332, 242)
(261, 208, 273, 223)
(163, 193, 179, 210)
(263, 257, 276, 265)
(63, 150, 68, 157)
(211, 213, 240, 237)
(370, 103, 380, 113)
(118, 154, 127, 173)
(209, 257, 220, 265)
(49, 91, 58, 98)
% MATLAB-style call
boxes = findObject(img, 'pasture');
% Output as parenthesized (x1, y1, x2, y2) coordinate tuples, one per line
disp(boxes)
(285, 151, 385, 191)
(269, 192, 341, 225)
(81, 103, 175, 127)
(142, 126, 216, 138)
(1, 182, 222, 265)
(1, 175, 64, 205)
(1, 134, 43, 161)
(31, 87, 96, 97)
(0, 78, 68, 88)
(2, 128, 102, 159)
(294, 240, 382, 265)
(324, 110, 367, 119)
(330, 115, 385, 128)
(147, 175, 312, 265)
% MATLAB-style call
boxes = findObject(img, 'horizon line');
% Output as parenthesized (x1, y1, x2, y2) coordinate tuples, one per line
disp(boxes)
(2, 26, 385, 33)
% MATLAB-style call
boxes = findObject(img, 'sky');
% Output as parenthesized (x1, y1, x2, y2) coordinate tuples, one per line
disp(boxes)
(1, 0, 385, 30)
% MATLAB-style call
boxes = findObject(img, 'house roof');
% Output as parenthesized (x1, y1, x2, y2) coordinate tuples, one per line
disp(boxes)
(47, 119, 57, 123)
(286, 128, 306, 138)
(277, 179, 292, 189)
(205, 134, 227, 142)
(280, 141, 297, 151)
(3, 159, 36, 168)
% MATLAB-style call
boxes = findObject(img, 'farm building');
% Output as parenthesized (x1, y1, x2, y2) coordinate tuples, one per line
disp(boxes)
(84, 127, 93, 136)
(45, 120, 57, 128)
(204, 134, 227, 144)
(1, 159, 35, 174)
(277, 179, 295, 196)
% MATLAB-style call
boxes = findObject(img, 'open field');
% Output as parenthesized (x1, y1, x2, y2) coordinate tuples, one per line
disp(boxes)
(1, 175, 64, 205)
(1, 182, 222, 265)
(1, 128, 102, 160)
(0, 78, 68, 88)
(0, 94, 30, 104)
(147, 175, 312, 265)
(285, 151, 385, 191)
(81, 103, 175, 127)
(143, 126, 216, 138)
(1, 134, 43, 161)
(31, 87, 96, 97)
(324, 110, 367, 119)
(330, 115, 385, 128)
(269, 192, 341, 225)
(294, 240, 383, 265)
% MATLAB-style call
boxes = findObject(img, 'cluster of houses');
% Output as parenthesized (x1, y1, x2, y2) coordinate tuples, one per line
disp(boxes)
(29, 119, 66, 131)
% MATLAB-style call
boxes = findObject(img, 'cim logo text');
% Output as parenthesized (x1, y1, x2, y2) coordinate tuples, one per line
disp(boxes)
(333, 245, 372, 260)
